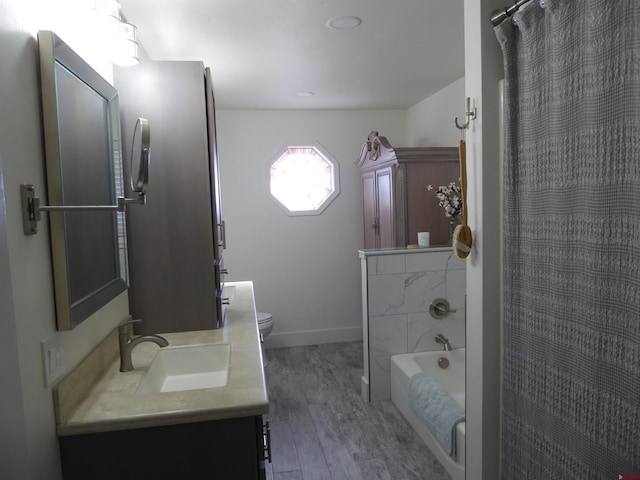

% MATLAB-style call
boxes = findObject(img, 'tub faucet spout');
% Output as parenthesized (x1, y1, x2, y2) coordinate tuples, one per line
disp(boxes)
(435, 334, 451, 352)
(118, 319, 169, 372)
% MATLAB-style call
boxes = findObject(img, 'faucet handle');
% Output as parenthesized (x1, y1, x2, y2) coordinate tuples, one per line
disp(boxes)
(118, 318, 142, 334)
(429, 298, 457, 320)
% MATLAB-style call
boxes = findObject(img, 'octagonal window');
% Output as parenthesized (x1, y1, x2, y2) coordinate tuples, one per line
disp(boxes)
(268, 145, 339, 216)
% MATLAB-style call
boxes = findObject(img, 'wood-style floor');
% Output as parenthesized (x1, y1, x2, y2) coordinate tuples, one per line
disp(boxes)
(263, 342, 451, 480)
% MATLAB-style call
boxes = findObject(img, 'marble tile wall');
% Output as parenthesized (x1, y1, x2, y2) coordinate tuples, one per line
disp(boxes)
(363, 250, 466, 401)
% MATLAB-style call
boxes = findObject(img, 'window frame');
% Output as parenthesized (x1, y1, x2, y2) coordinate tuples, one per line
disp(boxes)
(266, 143, 340, 217)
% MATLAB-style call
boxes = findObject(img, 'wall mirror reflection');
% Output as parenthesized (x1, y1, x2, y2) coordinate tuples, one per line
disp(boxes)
(37, 30, 128, 330)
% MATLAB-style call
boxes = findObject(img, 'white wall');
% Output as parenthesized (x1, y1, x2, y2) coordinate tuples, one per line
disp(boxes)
(0, 2, 130, 479)
(216, 110, 407, 347)
(0, 159, 31, 480)
(463, 0, 504, 479)
(407, 76, 466, 147)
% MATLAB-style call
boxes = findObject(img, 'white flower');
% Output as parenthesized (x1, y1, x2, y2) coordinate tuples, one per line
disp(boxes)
(433, 181, 462, 219)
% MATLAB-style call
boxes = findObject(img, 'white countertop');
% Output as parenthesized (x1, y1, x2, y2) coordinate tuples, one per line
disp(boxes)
(55, 281, 269, 436)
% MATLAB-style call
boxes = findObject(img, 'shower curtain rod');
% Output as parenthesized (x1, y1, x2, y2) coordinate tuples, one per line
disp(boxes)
(490, 0, 533, 26)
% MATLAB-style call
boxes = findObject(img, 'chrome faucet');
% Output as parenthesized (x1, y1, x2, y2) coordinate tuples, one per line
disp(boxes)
(435, 334, 452, 352)
(118, 319, 169, 372)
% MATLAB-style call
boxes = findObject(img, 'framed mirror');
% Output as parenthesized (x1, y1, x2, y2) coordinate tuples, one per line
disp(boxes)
(38, 31, 128, 330)
(130, 117, 150, 195)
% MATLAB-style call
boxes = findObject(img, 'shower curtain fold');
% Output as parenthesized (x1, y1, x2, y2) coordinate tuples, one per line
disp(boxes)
(497, 0, 640, 478)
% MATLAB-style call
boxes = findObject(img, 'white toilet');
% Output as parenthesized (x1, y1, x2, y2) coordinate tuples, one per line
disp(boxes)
(257, 312, 274, 366)
(257, 312, 274, 338)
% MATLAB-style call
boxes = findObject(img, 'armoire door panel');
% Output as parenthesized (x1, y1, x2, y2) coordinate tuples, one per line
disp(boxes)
(376, 167, 394, 248)
(362, 172, 377, 249)
(405, 161, 460, 247)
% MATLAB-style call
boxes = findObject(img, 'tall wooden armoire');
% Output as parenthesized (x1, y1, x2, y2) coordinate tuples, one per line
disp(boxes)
(356, 131, 460, 248)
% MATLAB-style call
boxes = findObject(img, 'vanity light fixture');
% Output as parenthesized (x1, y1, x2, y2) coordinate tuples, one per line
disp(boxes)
(326, 16, 362, 30)
(93, 0, 139, 66)
(109, 18, 139, 66)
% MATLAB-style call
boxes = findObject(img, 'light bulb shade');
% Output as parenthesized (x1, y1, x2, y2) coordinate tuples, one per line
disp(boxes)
(90, 0, 139, 66)
(115, 20, 137, 42)
(110, 39, 139, 66)
(110, 21, 139, 66)
(93, 0, 120, 18)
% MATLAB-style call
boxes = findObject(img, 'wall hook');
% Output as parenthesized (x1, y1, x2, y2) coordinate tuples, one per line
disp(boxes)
(454, 97, 477, 130)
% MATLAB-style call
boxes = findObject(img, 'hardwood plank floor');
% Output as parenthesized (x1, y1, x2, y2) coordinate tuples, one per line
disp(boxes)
(263, 342, 451, 480)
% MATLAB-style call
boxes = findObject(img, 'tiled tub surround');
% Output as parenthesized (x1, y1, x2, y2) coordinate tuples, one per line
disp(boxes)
(54, 281, 268, 436)
(359, 248, 466, 401)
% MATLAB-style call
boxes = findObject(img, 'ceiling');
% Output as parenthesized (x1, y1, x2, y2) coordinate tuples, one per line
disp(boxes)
(119, 0, 464, 110)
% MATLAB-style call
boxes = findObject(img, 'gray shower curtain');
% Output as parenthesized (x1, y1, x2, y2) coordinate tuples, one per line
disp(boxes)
(496, 0, 640, 478)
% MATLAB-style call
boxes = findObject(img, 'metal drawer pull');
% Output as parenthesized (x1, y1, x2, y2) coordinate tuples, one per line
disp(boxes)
(263, 421, 272, 463)
(219, 220, 227, 249)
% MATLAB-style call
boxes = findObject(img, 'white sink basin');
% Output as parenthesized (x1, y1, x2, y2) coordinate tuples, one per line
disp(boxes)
(135, 344, 230, 394)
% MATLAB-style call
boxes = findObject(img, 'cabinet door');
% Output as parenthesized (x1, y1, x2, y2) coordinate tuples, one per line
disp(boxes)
(115, 61, 218, 334)
(404, 160, 460, 246)
(362, 172, 377, 249)
(205, 67, 225, 259)
(375, 167, 394, 248)
(59, 416, 265, 480)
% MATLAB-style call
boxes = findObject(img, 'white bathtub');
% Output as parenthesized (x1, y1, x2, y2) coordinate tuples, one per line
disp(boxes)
(390, 348, 465, 480)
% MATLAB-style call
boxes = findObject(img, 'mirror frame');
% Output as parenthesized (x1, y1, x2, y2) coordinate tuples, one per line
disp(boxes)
(130, 117, 150, 194)
(38, 31, 128, 330)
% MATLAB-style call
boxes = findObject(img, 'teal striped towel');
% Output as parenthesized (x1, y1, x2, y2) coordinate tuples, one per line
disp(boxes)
(408, 373, 465, 456)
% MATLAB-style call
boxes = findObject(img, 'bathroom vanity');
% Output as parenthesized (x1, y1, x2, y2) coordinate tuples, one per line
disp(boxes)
(58, 416, 266, 479)
(54, 282, 269, 480)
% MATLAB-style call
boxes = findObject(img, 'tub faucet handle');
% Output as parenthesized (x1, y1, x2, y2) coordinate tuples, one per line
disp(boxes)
(429, 298, 456, 320)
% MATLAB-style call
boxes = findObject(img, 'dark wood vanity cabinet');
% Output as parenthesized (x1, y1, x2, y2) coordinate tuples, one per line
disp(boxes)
(356, 132, 460, 248)
(58, 415, 269, 480)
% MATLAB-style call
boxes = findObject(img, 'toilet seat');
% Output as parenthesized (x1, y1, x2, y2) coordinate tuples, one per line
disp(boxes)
(256, 312, 273, 367)
(257, 312, 273, 338)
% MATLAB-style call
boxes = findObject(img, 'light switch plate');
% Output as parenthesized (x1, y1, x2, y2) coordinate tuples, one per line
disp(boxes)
(41, 333, 64, 388)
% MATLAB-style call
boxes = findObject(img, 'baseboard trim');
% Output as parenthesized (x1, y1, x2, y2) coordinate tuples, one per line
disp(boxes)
(263, 326, 362, 349)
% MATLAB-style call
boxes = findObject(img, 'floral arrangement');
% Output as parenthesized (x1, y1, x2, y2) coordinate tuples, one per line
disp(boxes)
(428, 182, 462, 219)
